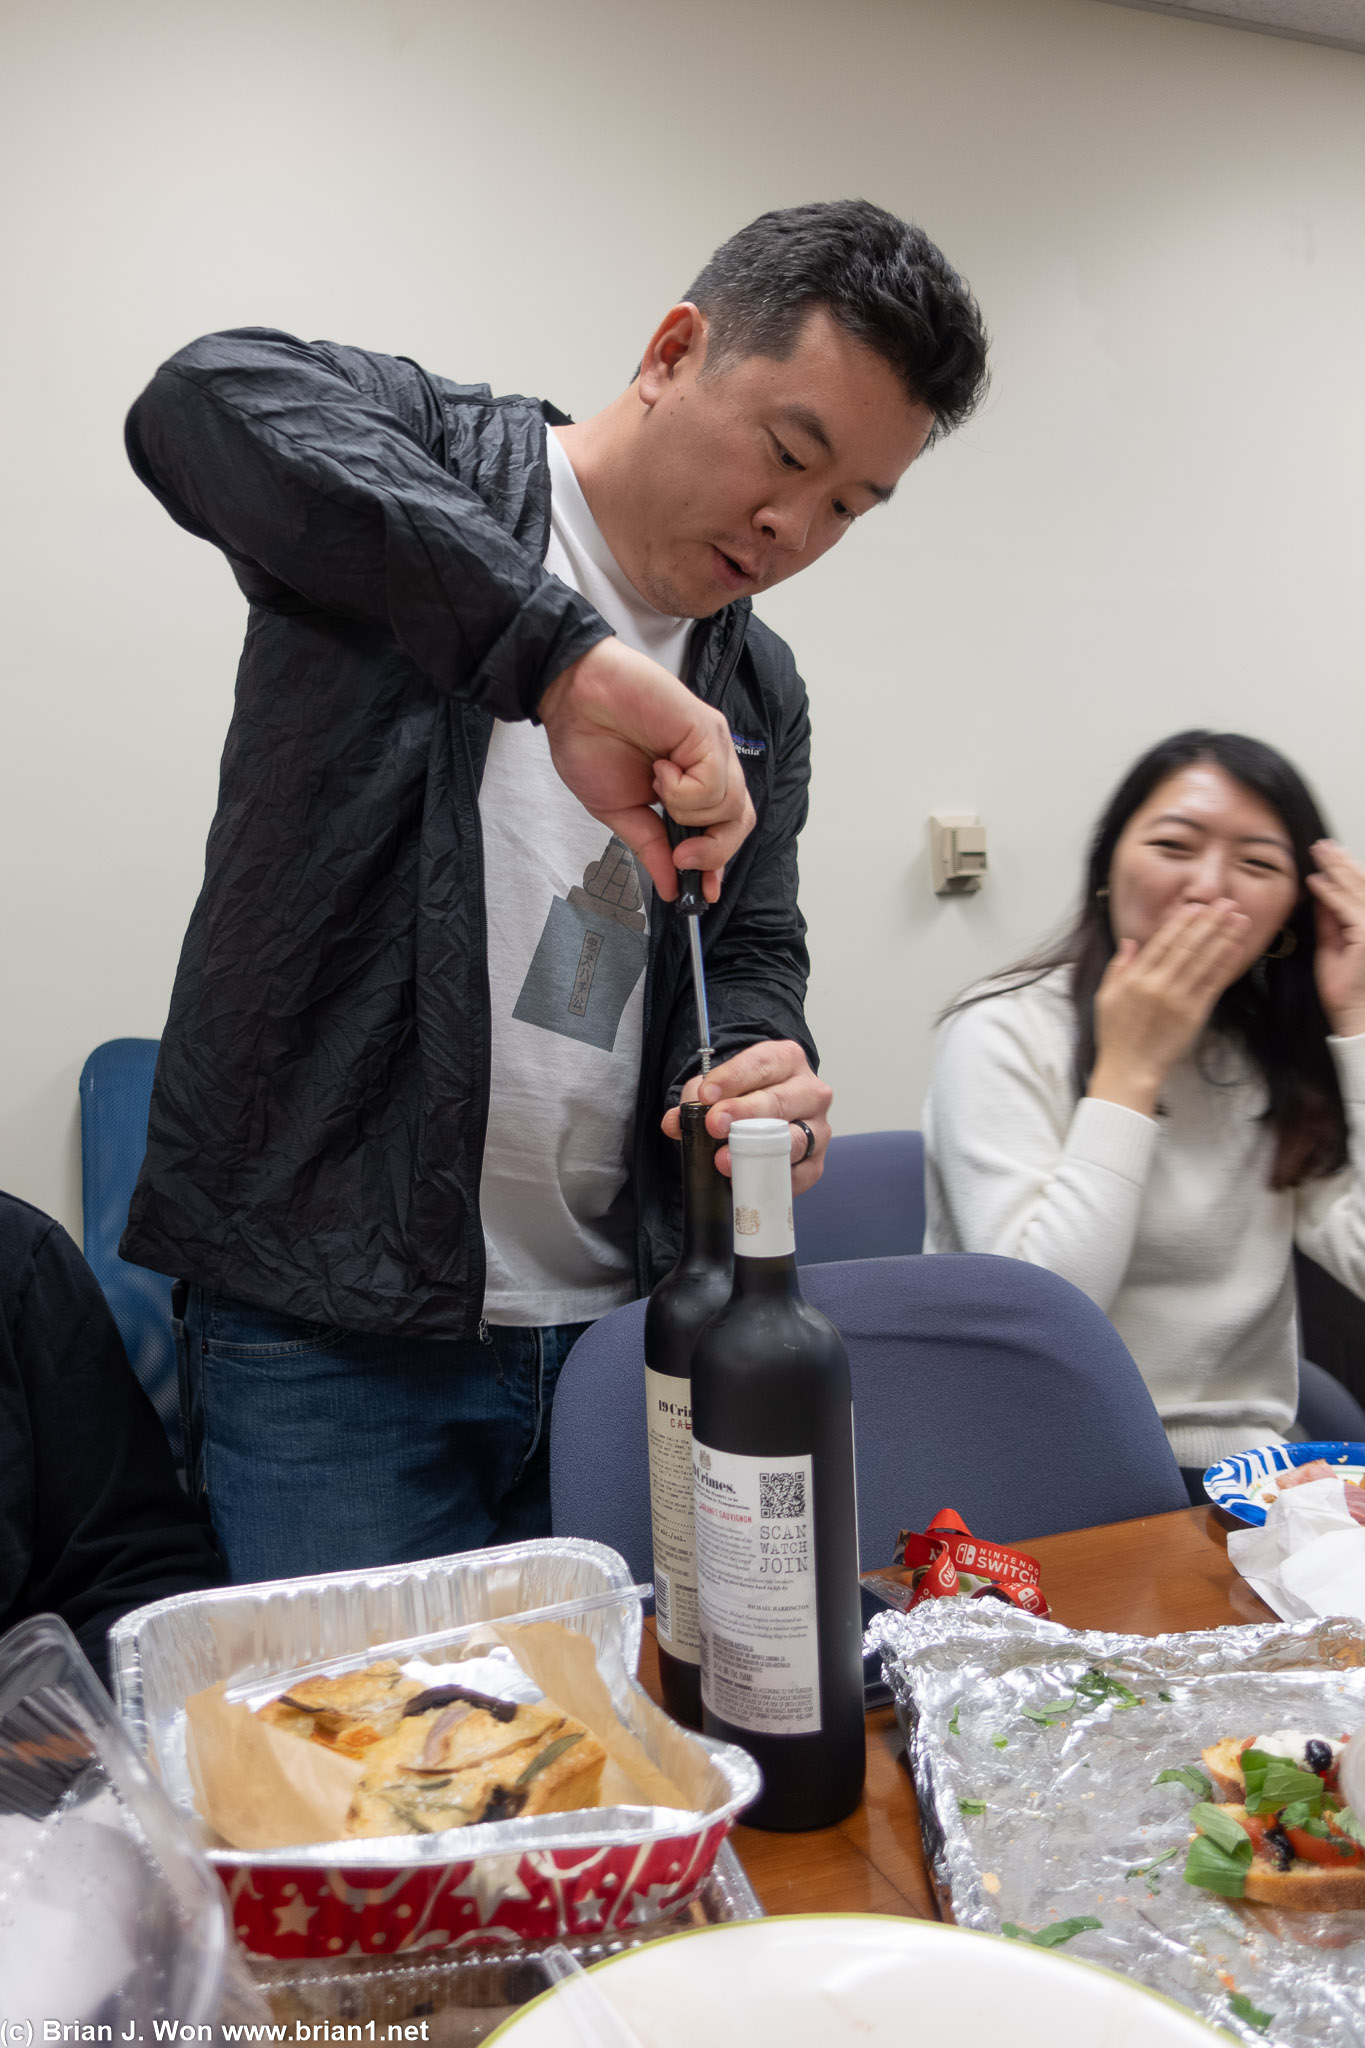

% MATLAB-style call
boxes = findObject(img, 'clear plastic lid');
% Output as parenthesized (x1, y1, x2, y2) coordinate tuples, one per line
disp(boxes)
(0, 1614, 236, 2027)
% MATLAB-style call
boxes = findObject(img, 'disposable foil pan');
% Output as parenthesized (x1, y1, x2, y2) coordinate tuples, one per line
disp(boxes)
(869, 1600, 1365, 2047)
(110, 1538, 760, 1961)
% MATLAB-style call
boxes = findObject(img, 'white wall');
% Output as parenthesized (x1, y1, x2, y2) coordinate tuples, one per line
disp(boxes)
(1, 0, 1362, 1240)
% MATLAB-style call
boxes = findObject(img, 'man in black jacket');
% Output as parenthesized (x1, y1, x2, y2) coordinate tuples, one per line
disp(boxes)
(122, 201, 988, 1582)
(0, 1193, 225, 1687)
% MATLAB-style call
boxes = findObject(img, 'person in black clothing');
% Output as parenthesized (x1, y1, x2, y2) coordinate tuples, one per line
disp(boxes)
(0, 1192, 225, 1688)
(121, 200, 990, 1583)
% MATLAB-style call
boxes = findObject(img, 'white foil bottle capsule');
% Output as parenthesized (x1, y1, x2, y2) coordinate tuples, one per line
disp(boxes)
(728, 1117, 795, 1258)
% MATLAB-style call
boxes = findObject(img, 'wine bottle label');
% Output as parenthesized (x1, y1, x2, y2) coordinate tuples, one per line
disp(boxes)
(693, 1440, 821, 1736)
(644, 1368, 700, 1663)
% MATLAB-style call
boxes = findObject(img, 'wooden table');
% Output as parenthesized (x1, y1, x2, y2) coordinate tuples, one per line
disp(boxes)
(639, 1504, 1274, 1921)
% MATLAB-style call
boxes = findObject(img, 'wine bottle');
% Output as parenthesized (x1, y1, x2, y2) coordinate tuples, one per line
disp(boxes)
(644, 1101, 733, 1726)
(690, 1117, 865, 1830)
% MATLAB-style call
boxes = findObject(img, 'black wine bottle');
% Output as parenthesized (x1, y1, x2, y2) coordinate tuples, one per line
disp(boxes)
(690, 1117, 865, 1829)
(644, 1101, 733, 1726)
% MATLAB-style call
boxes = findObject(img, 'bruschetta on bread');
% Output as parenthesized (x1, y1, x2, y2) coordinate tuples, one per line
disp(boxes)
(1184, 1730, 1365, 1908)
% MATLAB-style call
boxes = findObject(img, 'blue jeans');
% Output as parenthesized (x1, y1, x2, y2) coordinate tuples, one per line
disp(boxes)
(174, 1289, 589, 1584)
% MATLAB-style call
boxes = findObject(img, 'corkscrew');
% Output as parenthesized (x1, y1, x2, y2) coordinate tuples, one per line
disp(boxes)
(667, 819, 714, 1080)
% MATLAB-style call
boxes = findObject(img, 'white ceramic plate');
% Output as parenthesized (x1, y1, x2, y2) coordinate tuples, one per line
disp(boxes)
(1202, 1439, 1365, 1525)
(485, 1915, 1226, 2048)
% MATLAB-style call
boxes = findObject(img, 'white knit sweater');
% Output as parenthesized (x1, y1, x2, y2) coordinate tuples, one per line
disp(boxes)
(923, 968, 1365, 1468)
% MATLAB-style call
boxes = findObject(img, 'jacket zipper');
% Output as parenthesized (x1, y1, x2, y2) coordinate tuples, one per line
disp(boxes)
(462, 708, 493, 1335)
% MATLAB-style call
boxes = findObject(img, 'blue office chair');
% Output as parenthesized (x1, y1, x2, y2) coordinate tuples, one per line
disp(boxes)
(793, 1129, 925, 1265)
(79, 1039, 181, 1467)
(550, 1252, 1189, 1584)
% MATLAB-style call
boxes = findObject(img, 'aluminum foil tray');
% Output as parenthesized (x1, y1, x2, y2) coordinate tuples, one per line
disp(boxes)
(868, 1601, 1365, 2047)
(110, 1539, 759, 1961)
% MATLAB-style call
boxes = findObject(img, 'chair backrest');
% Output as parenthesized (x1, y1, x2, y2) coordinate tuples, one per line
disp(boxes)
(550, 1252, 1188, 1583)
(792, 1129, 925, 1265)
(79, 1039, 180, 1466)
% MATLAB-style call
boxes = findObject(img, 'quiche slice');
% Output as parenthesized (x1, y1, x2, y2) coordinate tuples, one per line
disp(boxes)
(345, 1689, 606, 1838)
(256, 1659, 426, 1758)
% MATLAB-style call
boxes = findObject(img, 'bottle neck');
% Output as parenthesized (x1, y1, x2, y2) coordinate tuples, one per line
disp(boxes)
(731, 1250, 803, 1299)
(678, 1103, 732, 1264)
(729, 1130, 799, 1293)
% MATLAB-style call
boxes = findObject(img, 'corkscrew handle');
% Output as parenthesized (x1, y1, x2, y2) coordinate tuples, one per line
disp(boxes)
(665, 815, 705, 917)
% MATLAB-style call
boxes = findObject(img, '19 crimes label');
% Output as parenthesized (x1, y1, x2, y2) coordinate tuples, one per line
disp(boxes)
(692, 1441, 821, 1737)
(644, 1366, 700, 1662)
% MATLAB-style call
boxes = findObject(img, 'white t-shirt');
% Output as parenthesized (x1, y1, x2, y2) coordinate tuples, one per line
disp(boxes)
(923, 967, 1365, 1468)
(477, 430, 692, 1326)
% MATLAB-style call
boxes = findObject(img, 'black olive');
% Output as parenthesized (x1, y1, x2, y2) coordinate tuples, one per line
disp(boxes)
(1305, 1738, 1333, 1776)
(1264, 1823, 1294, 1871)
(481, 1784, 528, 1823)
(403, 1684, 518, 1722)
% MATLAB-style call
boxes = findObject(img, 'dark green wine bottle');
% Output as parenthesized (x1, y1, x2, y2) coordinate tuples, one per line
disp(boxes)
(690, 1117, 865, 1828)
(644, 1102, 733, 1726)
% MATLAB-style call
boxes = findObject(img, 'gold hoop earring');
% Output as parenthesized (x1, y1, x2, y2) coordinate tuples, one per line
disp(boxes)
(1264, 927, 1297, 960)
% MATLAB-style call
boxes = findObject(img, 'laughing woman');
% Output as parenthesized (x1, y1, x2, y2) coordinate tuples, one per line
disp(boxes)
(924, 731, 1365, 1496)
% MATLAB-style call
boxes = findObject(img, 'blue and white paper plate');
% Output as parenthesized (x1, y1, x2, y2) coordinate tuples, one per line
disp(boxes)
(1202, 1439, 1365, 1525)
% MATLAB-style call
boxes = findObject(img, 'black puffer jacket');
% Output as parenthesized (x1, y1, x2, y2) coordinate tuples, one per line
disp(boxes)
(0, 1193, 225, 1686)
(121, 330, 816, 1338)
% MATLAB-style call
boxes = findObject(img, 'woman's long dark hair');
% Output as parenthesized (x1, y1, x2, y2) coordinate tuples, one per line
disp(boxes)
(947, 730, 1347, 1189)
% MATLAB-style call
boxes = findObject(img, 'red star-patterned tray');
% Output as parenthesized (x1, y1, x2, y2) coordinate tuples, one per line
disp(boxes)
(111, 1539, 759, 1960)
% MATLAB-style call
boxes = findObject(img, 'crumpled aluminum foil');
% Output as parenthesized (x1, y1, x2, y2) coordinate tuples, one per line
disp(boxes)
(868, 1600, 1365, 2046)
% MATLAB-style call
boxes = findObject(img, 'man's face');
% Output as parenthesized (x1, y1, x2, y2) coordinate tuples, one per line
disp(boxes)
(620, 305, 936, 618)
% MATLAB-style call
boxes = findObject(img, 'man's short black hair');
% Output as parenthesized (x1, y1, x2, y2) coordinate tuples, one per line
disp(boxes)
(683, 199, 989, 443)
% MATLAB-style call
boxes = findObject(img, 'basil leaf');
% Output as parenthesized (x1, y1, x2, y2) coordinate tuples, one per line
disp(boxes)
(1073, 1668, 1141, 1710)
(1277, 1799, 1318, 1831)
(948, 1706, 960, 1736)
(1238, 1747, 1271, 1802)
(1002, 1916, 1102, 1947)
(1154, 1765, 1213, 1798)
(1158, 1691, 1174, 1703)
(1183, 1831, 1252, 1899)
(958, 1797, 987, 1816)
(1022, 1705, 1067, 1726)
(1244, 1755, 1323, 1818)
(513, 1732, 583, 1788)
(1031, 1915, 1103, 1947)
(1126, 1846, 1181, 1879)
(1190, 1802, 1252, 1855)
(1228, 1994, 1273, 2033)
(992, 1735, 1009, 1750)
(1293, 1812, 1333, 1839)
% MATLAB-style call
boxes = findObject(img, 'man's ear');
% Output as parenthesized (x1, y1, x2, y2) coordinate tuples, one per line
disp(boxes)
(637, 303, 708, 406)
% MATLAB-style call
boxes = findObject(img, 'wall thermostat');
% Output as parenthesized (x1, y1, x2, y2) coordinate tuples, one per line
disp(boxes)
(930, 813, 987, 896)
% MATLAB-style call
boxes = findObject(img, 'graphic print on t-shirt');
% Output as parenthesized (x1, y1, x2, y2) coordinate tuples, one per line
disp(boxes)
(512, 833, 649, 1052)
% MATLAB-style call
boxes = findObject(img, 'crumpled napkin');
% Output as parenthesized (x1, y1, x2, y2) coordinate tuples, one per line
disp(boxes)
(1227, 1477, 1365, 1622)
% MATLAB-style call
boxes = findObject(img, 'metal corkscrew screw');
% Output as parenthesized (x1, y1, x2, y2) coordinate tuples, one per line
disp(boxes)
(667, 821, 714, 1079)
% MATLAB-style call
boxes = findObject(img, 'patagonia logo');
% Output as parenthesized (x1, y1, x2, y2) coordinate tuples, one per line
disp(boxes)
(730, 732, 766, 759)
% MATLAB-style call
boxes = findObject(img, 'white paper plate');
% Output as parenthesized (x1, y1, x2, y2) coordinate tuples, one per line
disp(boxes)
(1202, 1440, 1365, 1525)
(486, 1915, 1226, 2048)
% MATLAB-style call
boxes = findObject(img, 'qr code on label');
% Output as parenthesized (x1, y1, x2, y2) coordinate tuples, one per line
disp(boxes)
(759, 1469, 807, 1520)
